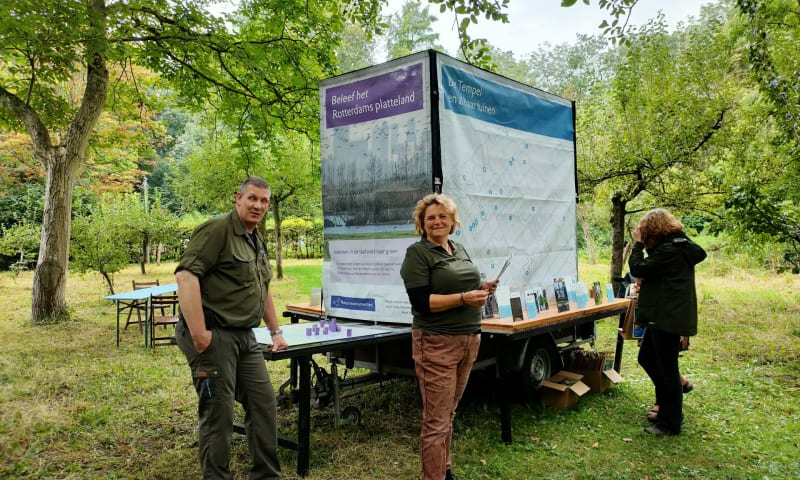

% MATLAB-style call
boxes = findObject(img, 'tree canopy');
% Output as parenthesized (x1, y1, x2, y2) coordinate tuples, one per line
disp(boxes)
(2, 0, 800, 324)
(0, 0, 513, 322)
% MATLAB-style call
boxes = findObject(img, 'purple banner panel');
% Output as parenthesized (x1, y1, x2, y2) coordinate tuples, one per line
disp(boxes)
(325, 63, 423, 128)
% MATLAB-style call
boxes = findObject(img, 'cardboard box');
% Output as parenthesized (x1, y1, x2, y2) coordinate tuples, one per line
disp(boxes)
(540, 371, 591, 410)
(572, 368, 624, 394)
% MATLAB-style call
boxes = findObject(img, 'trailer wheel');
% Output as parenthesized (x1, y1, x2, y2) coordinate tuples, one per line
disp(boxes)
(520, 338, 562, 403)
(340, 406, 362, 427)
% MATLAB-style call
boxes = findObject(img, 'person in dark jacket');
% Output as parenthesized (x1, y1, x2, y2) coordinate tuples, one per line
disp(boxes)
(629, 208, 707, 435)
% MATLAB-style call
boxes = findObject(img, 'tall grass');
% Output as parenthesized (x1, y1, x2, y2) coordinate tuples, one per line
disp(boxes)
(0, 257, 798, 479)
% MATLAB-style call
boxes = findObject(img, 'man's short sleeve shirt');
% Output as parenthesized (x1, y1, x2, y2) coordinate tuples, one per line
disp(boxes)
(176, 210, 272, 328)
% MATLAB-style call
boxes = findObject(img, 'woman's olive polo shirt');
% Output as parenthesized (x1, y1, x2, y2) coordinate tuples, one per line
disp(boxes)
(400, 239, 482, 335)
(176, 210, 272, 329)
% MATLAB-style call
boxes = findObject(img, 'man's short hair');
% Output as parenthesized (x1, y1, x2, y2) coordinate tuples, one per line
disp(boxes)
(239, 177, 270, 193)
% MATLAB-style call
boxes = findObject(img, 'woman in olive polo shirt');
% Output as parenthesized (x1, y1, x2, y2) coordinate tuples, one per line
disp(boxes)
(400, 193, 498, 480)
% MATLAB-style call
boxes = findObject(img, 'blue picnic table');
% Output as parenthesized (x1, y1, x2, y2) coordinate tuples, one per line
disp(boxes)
(104, 283, 178, 347)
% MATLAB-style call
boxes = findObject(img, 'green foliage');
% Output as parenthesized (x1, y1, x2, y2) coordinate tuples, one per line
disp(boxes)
(0, 0, 90, 130)
(521, 34, 617, 100)
(719, 0, 800, 272)
(560, 0, 640, 46)
(385, 1, 443, 59)
(428, 0, 510, 68)
(0, 223, 39, 272)
(265, 216, 324, 259)
(711, 184, 800, 272)
(71, 191, 181, 292)
(575, 7, 738, 277)
(336, 23, 381, 72)
(71, 203, 135, 294)
(0, 182, 43, 230)
(1, 261, 799, 478)
(737, 0, 800, 146)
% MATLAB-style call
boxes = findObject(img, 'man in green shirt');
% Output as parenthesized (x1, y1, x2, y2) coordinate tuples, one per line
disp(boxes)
(175, 177, 288, 479)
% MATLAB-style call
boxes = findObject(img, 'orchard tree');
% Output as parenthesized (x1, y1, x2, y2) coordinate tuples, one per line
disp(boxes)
(711, 0, 800, 271)
(71, 203, 133, 295)
(0, 0, 511, 323)
(261, 129, 321, 279)
(171, 125, 319, 279)
(577, 11, 738, 285)
(0, 223, 40, 274)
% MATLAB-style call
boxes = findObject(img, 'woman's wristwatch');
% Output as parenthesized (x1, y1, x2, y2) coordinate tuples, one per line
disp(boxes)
(270, 329, 283, 336)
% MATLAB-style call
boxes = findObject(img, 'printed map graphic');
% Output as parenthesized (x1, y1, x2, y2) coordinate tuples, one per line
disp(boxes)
(439, 56, 577, 292)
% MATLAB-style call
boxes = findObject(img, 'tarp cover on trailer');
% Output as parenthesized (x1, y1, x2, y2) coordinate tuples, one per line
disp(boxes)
(318, 51, 577, 324)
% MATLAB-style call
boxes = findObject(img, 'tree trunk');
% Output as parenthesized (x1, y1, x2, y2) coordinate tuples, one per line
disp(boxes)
(32, 151, 75, 322)
(27, 32, 109, 322)
(271, 199, 284, 280)
(576, 203, 596, 265)
(140, 236, 147, 275)
(609, 194, 628, 293)
(102, 271, 115, 295)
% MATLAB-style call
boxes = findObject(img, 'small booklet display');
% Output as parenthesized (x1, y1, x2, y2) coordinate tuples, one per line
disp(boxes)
(524, 289, 538, 319)
(553, 278, 570, 312)
(495, 285, 512, 319)
(605, 283, 615, 302)
(509, 293, 525, 321)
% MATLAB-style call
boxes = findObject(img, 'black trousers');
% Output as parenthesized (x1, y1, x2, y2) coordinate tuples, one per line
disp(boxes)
(638, 327, 683, 433)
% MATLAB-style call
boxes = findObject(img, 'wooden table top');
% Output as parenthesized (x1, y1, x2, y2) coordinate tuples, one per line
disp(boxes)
(284, 298, 631, 333)
(480, 298, 631, 332)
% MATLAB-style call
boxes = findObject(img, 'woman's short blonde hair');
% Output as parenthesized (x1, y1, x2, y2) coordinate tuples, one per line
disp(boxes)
(412, 193, 460, 238)
(636, 208, 684, 249)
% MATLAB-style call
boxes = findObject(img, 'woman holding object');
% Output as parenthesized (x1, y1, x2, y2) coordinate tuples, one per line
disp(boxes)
(400, 193, 498, 480)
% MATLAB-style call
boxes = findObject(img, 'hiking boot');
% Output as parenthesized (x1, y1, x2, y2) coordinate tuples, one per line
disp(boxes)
(644, 425, 678, 436)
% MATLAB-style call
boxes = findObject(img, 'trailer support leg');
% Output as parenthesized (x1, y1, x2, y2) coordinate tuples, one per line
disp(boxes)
(495, 337, 513, 444)
(297, 355, 311, 477)
(614, 312, 626, 373)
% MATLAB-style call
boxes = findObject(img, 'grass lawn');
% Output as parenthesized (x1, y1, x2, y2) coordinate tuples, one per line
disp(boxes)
(0, 257, 798, 479)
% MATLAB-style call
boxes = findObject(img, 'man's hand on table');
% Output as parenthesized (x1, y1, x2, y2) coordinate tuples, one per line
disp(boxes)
(268, 333, 288, 352)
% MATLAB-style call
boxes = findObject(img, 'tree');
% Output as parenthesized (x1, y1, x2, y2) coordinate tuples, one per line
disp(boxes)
(0, 223, 40, 274)
(719, 0, 800, 271)
(337, 23, 380, 72)
(386, 1, 443, 59)
(261, 129, 321, 279)
(170, 124, 320, 279)
(71, 204, 132, 295)
(577, 11, 737, 284)
(72, 191, 180, 292)
(0, 1, 109, 322)
(0, 0, 513, 323)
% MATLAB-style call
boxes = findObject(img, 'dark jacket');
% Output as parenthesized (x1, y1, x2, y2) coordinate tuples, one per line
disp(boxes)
(628, 232, 707, 336)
